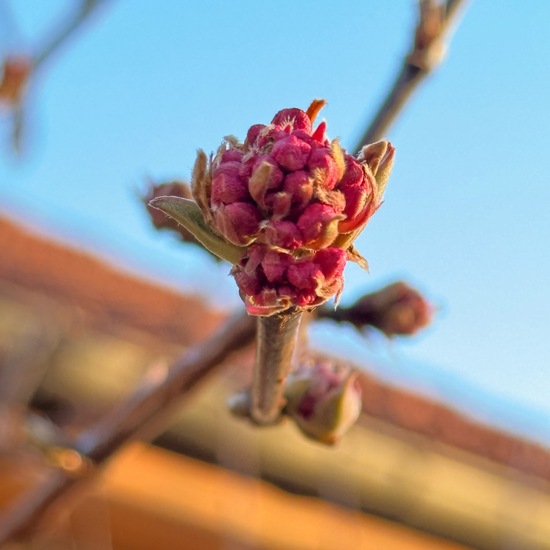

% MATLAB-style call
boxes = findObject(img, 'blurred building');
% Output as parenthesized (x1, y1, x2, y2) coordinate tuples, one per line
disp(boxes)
(1, 214, 550, 550)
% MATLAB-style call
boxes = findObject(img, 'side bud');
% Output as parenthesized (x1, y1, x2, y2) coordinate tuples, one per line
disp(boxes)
(322, 281, 433, 337)
(0, 56, 31, 106)
(284, 361, 362, 445)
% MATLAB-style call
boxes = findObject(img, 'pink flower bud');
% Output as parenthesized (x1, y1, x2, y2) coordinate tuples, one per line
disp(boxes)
(260, 248, 292, 283)
(337, 155, 377, 234)
(286, 261, 323, 290)
(350, 281, 433, 336)
(308, 146, 340, 189)
(314, 247, 347, 281)
(233, 268, 261, 297)
(220, 148, 244, 163)
(297, 203, 343, 248)
(187, 101, 394, 315)
(282, 171, 314, 210)
(245, 124, 266, 147)
(248, 157, 284, 207)
(261, 220, 302, 249)
(211, 161, 250, 204)
(271, 108, 312, 133)
(213, 202, 262, 246)
(233, 245, 346, 316)
(284, 361, 362, 444)
(271, 135, 311, 171)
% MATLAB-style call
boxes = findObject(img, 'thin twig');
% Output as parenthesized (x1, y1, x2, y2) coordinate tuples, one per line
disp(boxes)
(5, 0, 109, 153)
(32, 0, 109, 71)
(353, 0, 470, 153)
(250, 311, 302, 425)
(0, 311, 255, 545)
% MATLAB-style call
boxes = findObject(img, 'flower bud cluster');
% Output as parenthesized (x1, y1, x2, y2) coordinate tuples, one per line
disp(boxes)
(191, 102, 394, 315)
(233, 245, 347, 316)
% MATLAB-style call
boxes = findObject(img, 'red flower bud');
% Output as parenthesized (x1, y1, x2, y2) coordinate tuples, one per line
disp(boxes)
(308, 146, 340, 189)
(352, 281, 433, 336)
(282, 170, 313, 209)
(297, 203, 343, 248)
(233, 245, 346, 316)
(262, 220, 302, 249)
(187, 100, 394, 315)
(285, 361, 362, 444)
(271, 135, 312, 171)
(213, 202, 262, 246)
(211, 161, 250, 204)
(271, 108, 312, 133)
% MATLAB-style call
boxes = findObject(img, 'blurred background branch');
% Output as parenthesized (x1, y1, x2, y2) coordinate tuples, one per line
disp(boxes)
(353, 0, 470, 153)
(0, 311, 255, 544)
(0, 0, 110, 153)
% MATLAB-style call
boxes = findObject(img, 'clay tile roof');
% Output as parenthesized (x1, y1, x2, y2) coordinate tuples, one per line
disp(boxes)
(0, 215, 223, 346)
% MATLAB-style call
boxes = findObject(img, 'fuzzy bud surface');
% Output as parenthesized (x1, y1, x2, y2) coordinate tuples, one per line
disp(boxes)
(284, 360, 362, 444)
(190, 101, 394, 315)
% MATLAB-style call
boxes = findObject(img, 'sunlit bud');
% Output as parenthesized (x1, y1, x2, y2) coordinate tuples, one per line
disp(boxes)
(335, 281, 433, 337)
(211, 161, 251, 204)
(152, 101, 396, 316)
(297, 203, 344, 249)
(358, 140, 395, 197)
(271, 135, 312, 171)
(284, 361, 362, 445)
(213, 202, 262, 246)
(233, 245, 346, 316)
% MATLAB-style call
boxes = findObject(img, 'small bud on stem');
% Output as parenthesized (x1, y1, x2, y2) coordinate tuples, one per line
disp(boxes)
(150, 100, 394, 433)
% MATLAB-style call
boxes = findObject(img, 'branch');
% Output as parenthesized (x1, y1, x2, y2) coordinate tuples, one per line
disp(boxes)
(0, 310, 255, 545)
(250, 311, 302, 425)
(32, 0, 109, 71)
(353, 0, 470, 153)
(2, 0, 110, 153)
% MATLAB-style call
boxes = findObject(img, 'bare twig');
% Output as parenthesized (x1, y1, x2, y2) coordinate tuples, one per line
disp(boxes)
(32, 0, 109, 71)
(0, 320, 63, 452)
(250, 311, 302, 425)
(0, 310, 255, 545)
(2, 0, 110, 153)
(353, 0, 470, 153)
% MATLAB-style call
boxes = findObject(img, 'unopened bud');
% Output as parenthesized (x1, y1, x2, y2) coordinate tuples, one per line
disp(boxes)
(328, 281, 433, 337)
(284, 361, 362, 445)
(0, 56, 31, 106)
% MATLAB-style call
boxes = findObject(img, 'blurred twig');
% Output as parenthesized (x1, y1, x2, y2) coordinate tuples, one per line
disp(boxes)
(32, 0, 109, 71)
(0, 310, 255, 545)
(0, 321, 63, 452)
(353, 0, 470, 153)
(1, 0, 110, 153)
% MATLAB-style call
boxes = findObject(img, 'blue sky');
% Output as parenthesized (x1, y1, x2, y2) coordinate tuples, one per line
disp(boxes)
(1, 2, 550, 444)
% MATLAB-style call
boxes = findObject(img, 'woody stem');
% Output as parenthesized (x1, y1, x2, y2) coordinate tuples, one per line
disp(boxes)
(250, 310, 302, 425)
